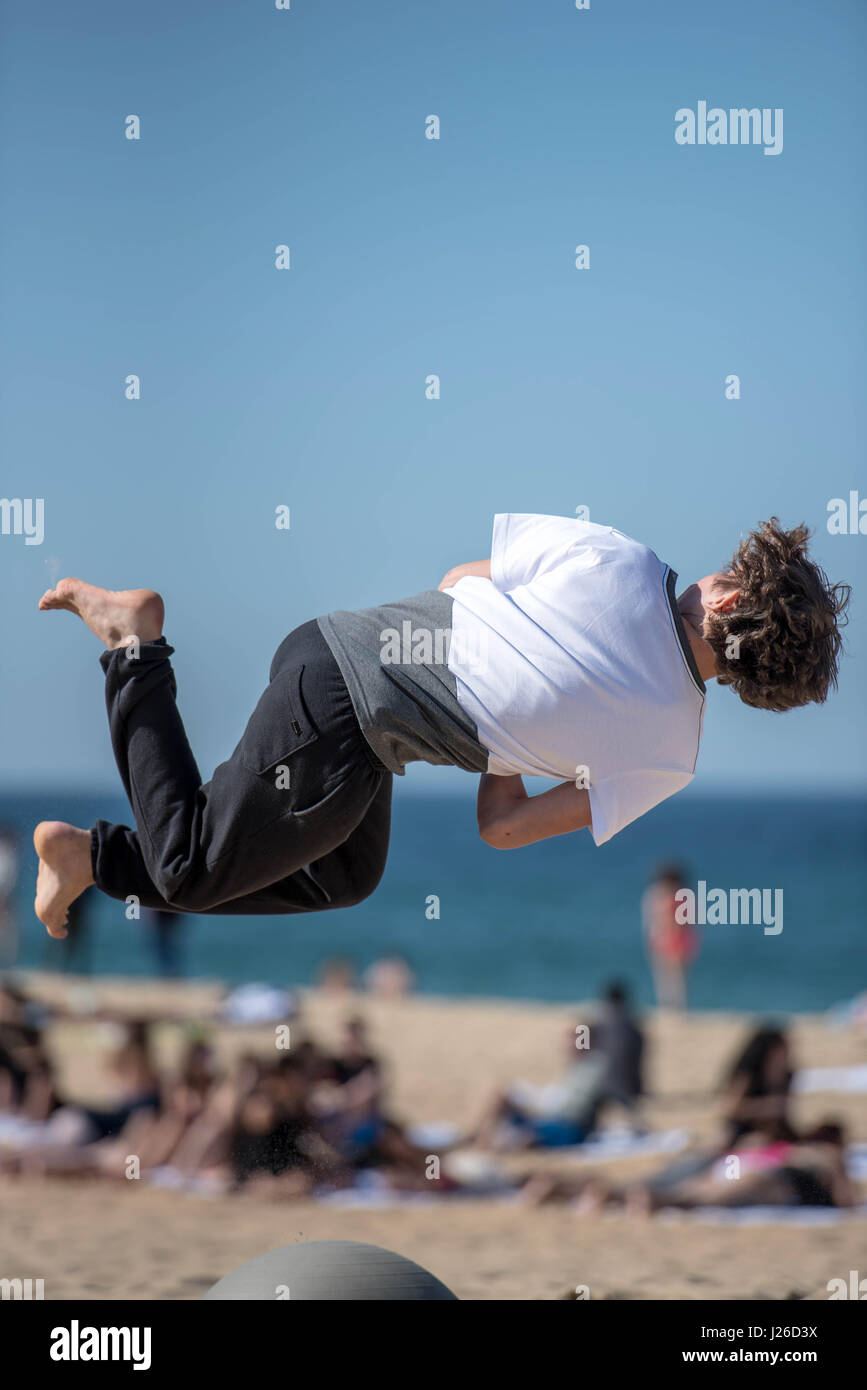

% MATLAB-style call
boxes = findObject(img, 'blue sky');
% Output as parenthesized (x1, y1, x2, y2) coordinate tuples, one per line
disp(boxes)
(0, 0, 864, 793)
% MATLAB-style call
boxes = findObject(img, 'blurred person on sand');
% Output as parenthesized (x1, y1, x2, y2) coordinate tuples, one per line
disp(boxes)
(0, 828, 20, 967)
(595, 1021, 799, 1197)
(328, 1016, 382, 1090)
(146, 907, 185, 978)
(362, 955, 415, 997)
(317, 957, 356, 994)
(593, 981, 646, 1121)
(473, 1022, 606, 1150)
(31, 514, 848, 935)
(721, 1023, 796, 1147)
(522, 1120, 856, 1214)
(642, 863, 698, 1011)
(0, 981, 49, 1110)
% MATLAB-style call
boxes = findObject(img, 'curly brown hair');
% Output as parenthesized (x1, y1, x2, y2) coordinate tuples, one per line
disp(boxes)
(705, 518, 851, 712)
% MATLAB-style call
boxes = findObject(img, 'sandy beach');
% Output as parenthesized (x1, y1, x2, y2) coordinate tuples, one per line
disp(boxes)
(2, 974, 865, 1301)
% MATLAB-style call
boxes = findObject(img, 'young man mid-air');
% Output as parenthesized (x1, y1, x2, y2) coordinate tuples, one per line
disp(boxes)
(33, 513, 848, 938)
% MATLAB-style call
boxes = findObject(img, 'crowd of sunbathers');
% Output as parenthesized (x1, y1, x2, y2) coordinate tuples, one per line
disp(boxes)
(0, 988, 450, 1196)
(516, 1020, 857, 1213)
(0, 978, 858, 1212)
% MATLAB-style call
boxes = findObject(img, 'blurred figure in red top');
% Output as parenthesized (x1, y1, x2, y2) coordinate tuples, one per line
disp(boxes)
(642, 862, 698, 1011)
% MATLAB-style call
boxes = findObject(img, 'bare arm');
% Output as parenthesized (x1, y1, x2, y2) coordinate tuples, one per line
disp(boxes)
(438, 559, 491, 591)
(441, 559, 591, 846)
(477, 773, 592, 849)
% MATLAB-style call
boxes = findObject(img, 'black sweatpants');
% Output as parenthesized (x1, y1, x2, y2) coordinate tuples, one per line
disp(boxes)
(91, 620, 393, 914)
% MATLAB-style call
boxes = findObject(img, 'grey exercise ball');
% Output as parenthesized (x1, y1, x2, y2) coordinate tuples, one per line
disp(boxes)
(203, 1240, 458, 1301)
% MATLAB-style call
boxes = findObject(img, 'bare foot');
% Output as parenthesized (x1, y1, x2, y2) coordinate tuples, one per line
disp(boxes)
(34, 822, 94, 939)
(38, 578, 164, 650)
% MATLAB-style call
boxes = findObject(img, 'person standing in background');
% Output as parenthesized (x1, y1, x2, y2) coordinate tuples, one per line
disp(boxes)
(146, 908, 185, 978)
(593, 981, 646, 1123)
(0, 829, 20, 968)
(642, 863, 699, 1011)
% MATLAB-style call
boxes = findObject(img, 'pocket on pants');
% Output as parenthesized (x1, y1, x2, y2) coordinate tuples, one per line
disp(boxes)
(290, 777, 351, 822)
(238, 664, 319, 777)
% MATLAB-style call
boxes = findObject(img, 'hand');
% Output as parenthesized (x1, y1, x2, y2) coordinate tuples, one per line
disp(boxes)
(438, 559, 492, 591)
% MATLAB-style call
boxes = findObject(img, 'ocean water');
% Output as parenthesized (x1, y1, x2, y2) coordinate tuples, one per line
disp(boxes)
(1, 786, 864, 1014)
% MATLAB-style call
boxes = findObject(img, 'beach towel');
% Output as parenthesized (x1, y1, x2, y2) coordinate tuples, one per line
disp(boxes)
(548, 1127, 690, 1163)
(793, 1064, 867, 1094)
(656, 1203, 867, 1227)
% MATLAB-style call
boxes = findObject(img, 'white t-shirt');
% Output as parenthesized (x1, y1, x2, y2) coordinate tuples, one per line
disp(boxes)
(445, 514, 706, 846)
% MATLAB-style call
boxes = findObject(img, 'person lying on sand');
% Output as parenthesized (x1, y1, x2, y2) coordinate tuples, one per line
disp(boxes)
(520, 1122, 857, 1214)
(32, 514, 848, 934)
(628, 1121, 857, 1214)
(472, 1023, 606, 1150)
